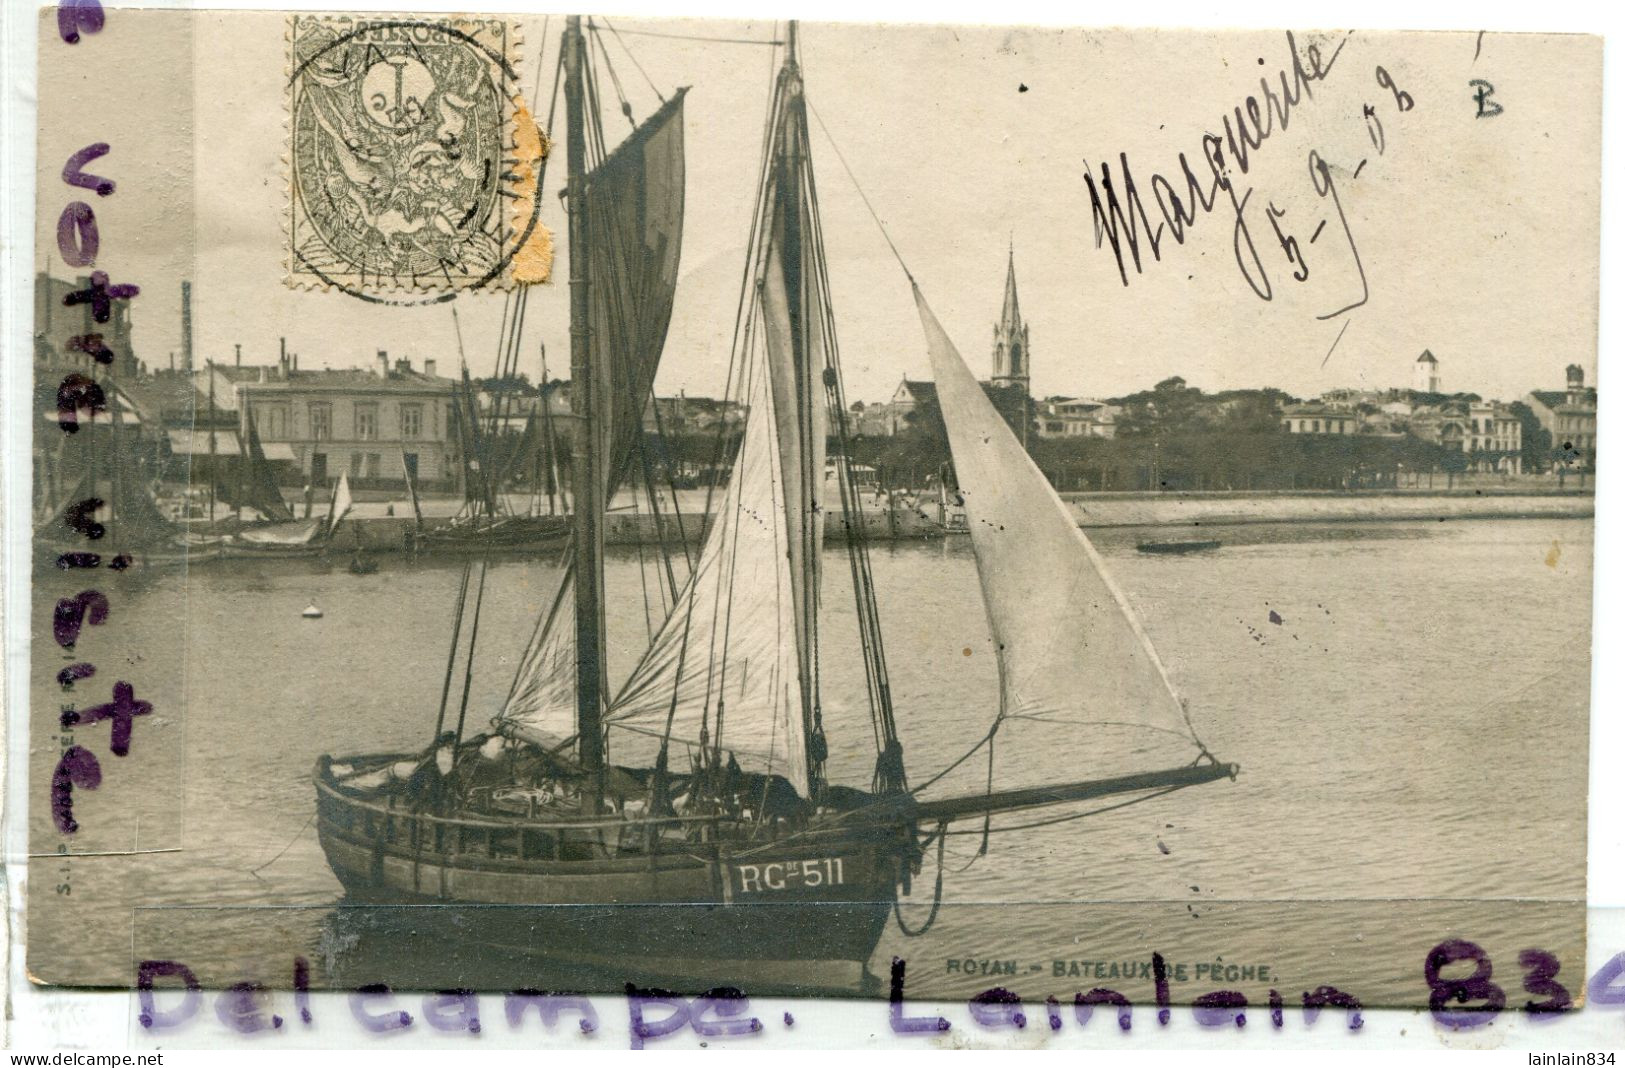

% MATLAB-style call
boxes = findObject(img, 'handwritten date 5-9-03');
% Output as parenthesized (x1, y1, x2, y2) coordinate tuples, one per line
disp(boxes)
(1083, 30, 1417, 321)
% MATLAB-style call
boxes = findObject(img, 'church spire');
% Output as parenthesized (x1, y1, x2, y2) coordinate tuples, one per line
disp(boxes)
(1000, 241, 1022, 336)
(991, 243, 1029, 390)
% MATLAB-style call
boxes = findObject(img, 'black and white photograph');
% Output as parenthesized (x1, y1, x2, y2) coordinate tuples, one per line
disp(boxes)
(15, 6, 1610, 1044)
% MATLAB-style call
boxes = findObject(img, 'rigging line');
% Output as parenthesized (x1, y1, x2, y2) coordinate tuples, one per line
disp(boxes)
(494, 288, 534, 491)
(530, 14, 551, 103)
(635, 421, 681, 607)
(500, 543, 575, 712)
(906, 719, 1000, 796)
(544, 40, 565, 150)
(657, 37, 778, 766)
(708, 24, 783, 464)
(587, 20, 636, 128)
(645, 392, 694, 576)
(799, 125, 899, 758)
(604, 25, 784, 46)
(706, 345, 764, 771)
(452, 557, 494, 750)
(583, 40, 611, 167)
(484, 289, 515, 443)
(940, 784, 1185, 836)
(996, 715, 1203, 743)
(632, 475, 656, 642)
(893, 825, 948, 937)
(807, 99, 914, 285)
(600, 17, 665, 104)
(250, 808, 318, 876)
(433, 560, 476, 739)
(647, 516, 703, 760)
(695, 312, 759, 742)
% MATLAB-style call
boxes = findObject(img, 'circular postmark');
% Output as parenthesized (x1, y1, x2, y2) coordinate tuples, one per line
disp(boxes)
(287, 17, 545, 305)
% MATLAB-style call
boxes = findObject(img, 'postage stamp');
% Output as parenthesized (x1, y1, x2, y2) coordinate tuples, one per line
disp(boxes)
(285, 14, 545, 300)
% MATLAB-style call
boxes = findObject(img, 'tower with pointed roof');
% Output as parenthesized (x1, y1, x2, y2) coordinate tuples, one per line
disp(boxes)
(991, 246, 1030, 393)
(1413, 349, 1440, 393)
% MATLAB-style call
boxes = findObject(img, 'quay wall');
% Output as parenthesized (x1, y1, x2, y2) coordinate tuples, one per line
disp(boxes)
(328, 504, 949, 551)
(1064, 491, 1593, 528)
(324, 491, 1593, 551)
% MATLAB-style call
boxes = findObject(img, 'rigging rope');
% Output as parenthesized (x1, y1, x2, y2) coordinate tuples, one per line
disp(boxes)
(807, 100, 915, 285)
(530, 14, 551, 102)
(432, 560, 475, 740)
(633, 423, 681, 608)
(940, 784, 1186, 837)
(657, 38, 781, 785)
(645, 393, 695, 575)
(894, 823, 948, 937)
(452, 558, 492, 750)
(605, 26, 783, 46)
(600, 17, 665, 105)
(587, 20, 636, 128)
(812, 213, 901, 774)
(632, 483, 655, 642)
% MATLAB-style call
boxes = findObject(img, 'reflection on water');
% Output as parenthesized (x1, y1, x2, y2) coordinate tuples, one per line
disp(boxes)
(31, 518, 1592, 1004)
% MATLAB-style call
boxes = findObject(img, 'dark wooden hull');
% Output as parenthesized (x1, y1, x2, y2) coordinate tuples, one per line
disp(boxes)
(315, 767, 909, 971)
(416, 515, 573, 553)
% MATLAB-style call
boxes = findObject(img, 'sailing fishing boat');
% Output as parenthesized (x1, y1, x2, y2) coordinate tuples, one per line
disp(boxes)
(414, 328, 575, 553)
(216, 403, 332, 557)
(35, 353, 202, 567)
(314, 19, 1233, 984)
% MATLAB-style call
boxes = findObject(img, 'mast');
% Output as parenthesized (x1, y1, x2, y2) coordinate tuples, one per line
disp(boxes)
(232, 361, 246, 520)
(781, 22, 822, 785)
(565, 15, 608, 780)
(207, 359, 217, 521)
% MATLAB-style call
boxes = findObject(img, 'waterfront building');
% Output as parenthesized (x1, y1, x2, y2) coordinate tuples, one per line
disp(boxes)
(1037, 397, 1118, 439)
(885, 378, 938, 436)
(1525, 364, 1598, 470)
(1320, 387, 1387, 409)
(210, 350, 461, 491)
(640, 392, 746, 436)
(847, 400, 893, 438)
(1407, 399, 1522, 473)
(1466, 401, 1522, 472)
(1281, 403, 1358, 434)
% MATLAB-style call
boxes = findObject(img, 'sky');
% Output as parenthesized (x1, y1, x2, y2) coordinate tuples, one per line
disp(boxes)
(37, 13, 1603, 406)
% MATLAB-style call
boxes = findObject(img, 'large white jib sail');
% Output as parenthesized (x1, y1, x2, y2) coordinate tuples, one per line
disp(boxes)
(911, 284, 1211, 778)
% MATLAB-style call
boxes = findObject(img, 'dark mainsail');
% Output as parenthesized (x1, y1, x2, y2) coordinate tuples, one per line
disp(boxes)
(582, 89, 688, 499)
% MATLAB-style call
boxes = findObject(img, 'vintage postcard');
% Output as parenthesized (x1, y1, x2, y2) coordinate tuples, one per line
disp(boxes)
(22, 6, 1601, 1024)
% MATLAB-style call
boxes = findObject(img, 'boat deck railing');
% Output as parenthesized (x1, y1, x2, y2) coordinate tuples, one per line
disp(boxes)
(315, 772, 907, 865)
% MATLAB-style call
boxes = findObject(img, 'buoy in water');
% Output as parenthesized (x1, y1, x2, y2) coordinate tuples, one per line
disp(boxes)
(302, 603, 323, 619)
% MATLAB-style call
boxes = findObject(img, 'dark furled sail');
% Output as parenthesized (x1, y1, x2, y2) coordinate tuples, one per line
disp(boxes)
(240, 409, 295, 522)
(582, 89, 688, 498)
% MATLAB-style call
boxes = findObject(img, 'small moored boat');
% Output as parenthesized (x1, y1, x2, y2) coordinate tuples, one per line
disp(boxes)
(1136, 538, 1222, 555)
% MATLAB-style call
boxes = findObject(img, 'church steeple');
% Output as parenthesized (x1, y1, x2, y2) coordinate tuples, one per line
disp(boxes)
(991, 243, 1030, 390)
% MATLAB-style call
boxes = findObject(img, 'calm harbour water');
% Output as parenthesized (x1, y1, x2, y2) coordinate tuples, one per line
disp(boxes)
(29, 517, 1591, 1006)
